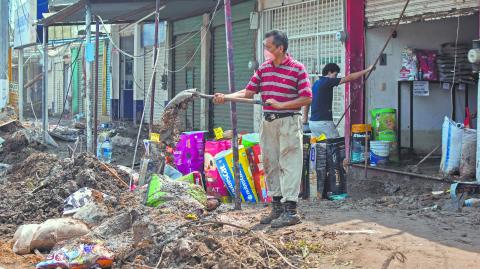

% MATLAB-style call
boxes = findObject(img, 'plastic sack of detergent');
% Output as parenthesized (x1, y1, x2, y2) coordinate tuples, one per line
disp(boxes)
(215, 146, 258, 203)
(204, 140, 231, 201)
(440, 117, 464, 175)
(174, 131, 206, 175)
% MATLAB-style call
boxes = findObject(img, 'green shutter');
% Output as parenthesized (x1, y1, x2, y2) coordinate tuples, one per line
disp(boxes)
(213, 19, 255, 132)
(172, 28, 202, 131)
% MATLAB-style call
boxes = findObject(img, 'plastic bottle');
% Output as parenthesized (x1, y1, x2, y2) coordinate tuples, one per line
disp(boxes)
(102, 138, 112, 164)
(464, 198, 480, 208)
(97, 135, 105, 161)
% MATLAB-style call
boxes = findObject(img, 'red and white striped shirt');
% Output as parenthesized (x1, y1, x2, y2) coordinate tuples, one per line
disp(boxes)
(245, 55, 312, 113)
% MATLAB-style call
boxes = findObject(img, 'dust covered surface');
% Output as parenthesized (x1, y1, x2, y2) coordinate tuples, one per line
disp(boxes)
(0, 152, 129, 240)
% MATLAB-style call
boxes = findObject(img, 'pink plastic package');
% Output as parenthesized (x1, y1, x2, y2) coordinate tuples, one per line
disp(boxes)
(416, 49, 438, 81)
(204, 140, 231, 201)
(174, 131, 206, 175)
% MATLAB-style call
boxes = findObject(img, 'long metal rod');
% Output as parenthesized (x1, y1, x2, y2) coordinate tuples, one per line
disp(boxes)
(18, 49, 24, 122)
(335, 0, 411, 129)
(351, 164, 450, 182)
(224, 0, 242, 210)
(85, 3, 93, 152)
(149, 0, 160, 132)
(94, 17, 100, 153)
(43, 26, 49, 141)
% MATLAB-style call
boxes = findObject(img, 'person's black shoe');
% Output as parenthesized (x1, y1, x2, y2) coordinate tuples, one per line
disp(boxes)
(271, 201, 301, 228)
(260, 196, 283, 224)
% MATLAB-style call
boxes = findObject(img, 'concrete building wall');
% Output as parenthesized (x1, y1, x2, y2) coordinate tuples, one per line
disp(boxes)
(365, 15, 478, 153)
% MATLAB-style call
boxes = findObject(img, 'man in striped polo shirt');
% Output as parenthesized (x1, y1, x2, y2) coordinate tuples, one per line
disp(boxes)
(213, 30, 312, 228)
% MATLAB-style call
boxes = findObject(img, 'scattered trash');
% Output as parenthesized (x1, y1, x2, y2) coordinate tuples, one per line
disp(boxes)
(12, 224, 41, 255)
(329, 193, 348, 201)
(110, 135, 134, 147)
(36, 241, 114, 269)
(49, 126, 79, 142)
(335, 230, 378, 235)
(63, 187, 113, 215)
(12, 218, 90, 254)
(464, 198, 480, 208)
(145, 174, 207, 210)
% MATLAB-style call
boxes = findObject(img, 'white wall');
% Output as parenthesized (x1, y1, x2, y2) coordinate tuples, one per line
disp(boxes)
(366, 15, 478, 153)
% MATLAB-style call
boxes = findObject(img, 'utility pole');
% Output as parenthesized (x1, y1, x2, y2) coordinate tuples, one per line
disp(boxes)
(42, 26, 48, 141)
(85, 3, 93, 153)
(18, 49, 24, 122)
(94, 17, 100, 154)
(224, 0, 242, 210)
(149, 0, 161, 133)
(0, 0, 9, 109)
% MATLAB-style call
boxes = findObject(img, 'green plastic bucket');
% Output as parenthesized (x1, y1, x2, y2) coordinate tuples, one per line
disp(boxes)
(370, 108, 398, 161)
(242, 133, 260, 148)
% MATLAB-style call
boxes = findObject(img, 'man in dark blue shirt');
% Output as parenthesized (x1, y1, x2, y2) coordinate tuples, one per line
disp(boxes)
(303, 63, 373, 138)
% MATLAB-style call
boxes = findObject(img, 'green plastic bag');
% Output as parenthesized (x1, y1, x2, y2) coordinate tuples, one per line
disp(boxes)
(145, 174, 167, 207)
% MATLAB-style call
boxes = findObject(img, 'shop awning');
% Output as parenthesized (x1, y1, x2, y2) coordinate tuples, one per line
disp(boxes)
(39, 0, 248, 26)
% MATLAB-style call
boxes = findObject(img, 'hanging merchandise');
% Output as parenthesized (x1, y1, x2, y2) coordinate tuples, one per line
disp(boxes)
(399, 48, 418, 81)
(438, 43, 475, 84)
(415, 49, 438, 81)
(440, 117, 464, 175)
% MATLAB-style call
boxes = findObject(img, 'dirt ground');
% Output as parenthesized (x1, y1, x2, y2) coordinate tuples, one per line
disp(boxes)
(0, 118, 479, 269)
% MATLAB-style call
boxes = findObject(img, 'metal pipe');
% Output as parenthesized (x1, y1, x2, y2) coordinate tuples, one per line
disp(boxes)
(224, 0, 242, 210)
(351, 164, 451, 182)
(18, 49, 24, 122)
(149, 0, 160, 132)
(43, 26, 49, 142)
(85, 3, 93, 153)
(94, 17, 100, 154)
(476, 0, 480, 182)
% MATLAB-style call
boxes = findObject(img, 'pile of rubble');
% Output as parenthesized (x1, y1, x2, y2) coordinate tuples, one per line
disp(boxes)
(0, 152, 129, 240)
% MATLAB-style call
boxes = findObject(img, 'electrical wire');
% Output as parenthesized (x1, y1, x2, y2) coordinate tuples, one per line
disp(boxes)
(98, 15, 153, 59)
(166, 0, 221, 73)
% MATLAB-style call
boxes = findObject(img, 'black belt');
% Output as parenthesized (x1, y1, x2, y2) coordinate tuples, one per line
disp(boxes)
(264, 112, 301, 122)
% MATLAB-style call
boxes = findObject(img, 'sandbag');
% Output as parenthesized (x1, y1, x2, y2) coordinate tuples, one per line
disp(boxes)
(460, 128, 477, 179)
(30, 218, 90, 251)
(440, 117, 464, 175)
(12, 224, 41, 255)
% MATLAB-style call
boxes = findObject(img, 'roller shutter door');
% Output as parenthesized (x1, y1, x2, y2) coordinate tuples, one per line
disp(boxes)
(213, 19, 255, 132)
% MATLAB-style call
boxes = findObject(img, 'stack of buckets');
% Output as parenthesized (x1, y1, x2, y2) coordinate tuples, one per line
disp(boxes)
(350, 108, 398, 166)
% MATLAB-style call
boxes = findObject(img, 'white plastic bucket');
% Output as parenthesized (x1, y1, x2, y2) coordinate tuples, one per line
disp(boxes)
(370, 141, 390, 157)
(370, 141, 390, 166)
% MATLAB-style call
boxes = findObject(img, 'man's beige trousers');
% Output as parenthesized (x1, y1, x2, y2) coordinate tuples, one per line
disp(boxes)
(260, 115, 303, 203)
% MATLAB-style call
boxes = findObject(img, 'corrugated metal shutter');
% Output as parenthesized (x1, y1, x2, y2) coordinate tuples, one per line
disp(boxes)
(261, 0, 345, 133)
(213, 19, 255, 132)
(78, 47, 85, 114)
(53, 60, 64, 114)
(172, 31, 201, 130)
(144, 43, 167, 124)
(366, 0, 479, 28)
